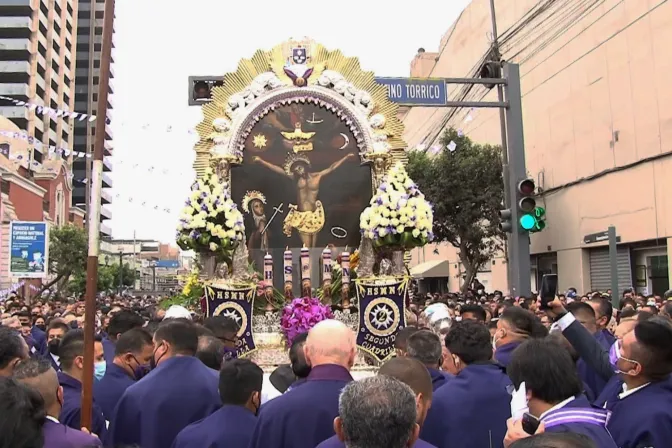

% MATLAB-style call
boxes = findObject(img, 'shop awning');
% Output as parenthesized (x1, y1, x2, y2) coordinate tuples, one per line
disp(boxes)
(410, 260, 450, 278)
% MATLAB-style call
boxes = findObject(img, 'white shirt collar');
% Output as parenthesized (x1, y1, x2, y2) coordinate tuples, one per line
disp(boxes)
(45, 415, 59, 424)
(619, 382, 650, 399)
(50, 352, 59, 363)
(539, 395, 576, 420)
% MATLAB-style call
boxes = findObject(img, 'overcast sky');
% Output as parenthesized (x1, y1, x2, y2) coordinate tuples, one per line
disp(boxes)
(108, 0, 471, 242)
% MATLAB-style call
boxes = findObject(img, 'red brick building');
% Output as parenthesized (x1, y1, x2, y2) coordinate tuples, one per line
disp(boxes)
(0, 117, 85, 297)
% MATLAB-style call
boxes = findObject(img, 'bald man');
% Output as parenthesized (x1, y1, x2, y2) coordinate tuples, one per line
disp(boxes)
(13, 358, 101, 447)
(317, 357, 438, 447)
(248, 320, 356, 448)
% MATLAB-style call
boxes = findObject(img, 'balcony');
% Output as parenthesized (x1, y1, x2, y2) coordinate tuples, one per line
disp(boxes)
(0, 37, 31, 52)
(0, 16, 32, 29)
(103, 156, 112, 171)
(0, 106, 28, 119)
(100, 222, 112, 237)
(101, 205, 112, 220)
(0, 83, 29, 98)
(102, 172, 112, 188)
(0, 60, 30, 74)
(101, 188, 112, 204)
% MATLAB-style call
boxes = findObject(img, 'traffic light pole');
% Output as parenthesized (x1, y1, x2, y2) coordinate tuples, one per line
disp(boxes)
(502, 63, 532, 298)
(429, 64, 532, 298)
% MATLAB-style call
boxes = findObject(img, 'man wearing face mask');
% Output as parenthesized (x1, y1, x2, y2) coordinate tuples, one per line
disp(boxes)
(46, 321, 69, 372)
(493, 307, 548, 368)
(57, 330, 108, 440)
(108, 319, 221, 448)
(94, 328, 153, 422)
(173, 358, 263, 448)
(14, 358, 102, 447)
(548, 300, 672, 448)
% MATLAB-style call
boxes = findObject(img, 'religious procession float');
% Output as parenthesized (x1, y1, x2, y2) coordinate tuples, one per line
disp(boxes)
(176, 38, 434, 370)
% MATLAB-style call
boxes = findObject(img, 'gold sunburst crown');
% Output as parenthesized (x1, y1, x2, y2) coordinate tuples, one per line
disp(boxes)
(242, 190, 267, 214)
(284, 153, 312, 175)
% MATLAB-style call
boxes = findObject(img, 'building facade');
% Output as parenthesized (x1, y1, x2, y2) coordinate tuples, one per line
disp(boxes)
(0, 0, 77, 164)
(402, 0, 672, 296)
(73, 0, 113, 236)
(0, 116, 85, 295)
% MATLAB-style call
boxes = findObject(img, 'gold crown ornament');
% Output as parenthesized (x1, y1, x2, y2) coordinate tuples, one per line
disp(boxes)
(283, 153, 312, 175)
(242, 190, 267, 214)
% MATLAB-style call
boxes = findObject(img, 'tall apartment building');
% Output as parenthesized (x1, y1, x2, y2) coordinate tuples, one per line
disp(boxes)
(0, 0, 77, 165)
(73, 0, 113, 236)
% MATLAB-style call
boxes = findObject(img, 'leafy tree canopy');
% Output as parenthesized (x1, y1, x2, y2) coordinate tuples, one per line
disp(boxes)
(406, 128, 504, 291)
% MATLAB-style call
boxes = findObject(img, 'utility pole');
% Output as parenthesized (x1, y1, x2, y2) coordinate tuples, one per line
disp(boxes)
(81, 0, 115, 431)
(488, 0, 513, 289)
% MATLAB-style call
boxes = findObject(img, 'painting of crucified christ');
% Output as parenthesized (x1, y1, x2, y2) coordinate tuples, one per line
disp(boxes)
(231, 102, 372, 251)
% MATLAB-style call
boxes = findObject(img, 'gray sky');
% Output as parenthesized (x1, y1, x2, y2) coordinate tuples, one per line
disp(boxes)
(108, 0, 470, 242)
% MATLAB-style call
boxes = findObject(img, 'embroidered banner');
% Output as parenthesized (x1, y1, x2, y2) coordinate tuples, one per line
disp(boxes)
(355, 277, 409, 363)
(205, 285, 257, 358)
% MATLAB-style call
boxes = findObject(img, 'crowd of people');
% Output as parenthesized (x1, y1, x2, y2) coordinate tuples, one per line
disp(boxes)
(0, 286, 670, 448)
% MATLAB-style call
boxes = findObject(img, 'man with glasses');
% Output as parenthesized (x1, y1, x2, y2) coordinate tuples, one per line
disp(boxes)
(203, 315, 240, 360)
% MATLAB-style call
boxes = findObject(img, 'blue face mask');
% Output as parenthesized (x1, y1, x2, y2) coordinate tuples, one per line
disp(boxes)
(94, 361, 106, 381)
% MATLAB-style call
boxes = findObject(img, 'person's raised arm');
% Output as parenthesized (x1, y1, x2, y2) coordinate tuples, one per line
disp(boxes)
(546, 298, 615, 382)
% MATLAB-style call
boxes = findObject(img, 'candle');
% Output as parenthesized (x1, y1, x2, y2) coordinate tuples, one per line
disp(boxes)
(283, 248, 293, 283)
(300, 245, 311, 281)
(341, 251, 350, 285)
(264, 253, 273, 283)
(322, 247, 332, 282)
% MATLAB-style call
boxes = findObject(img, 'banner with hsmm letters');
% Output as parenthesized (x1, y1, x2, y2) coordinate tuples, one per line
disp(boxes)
(355, 277, 409, 363)
(205, 285, 257, 358)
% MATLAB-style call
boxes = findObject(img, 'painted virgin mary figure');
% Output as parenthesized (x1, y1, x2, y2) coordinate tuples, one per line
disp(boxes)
(242, 190, 269, 254)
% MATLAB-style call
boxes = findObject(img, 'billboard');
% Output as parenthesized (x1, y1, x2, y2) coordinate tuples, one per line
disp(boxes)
(231, 102, 372, 255)
(9, 221, 49, 278)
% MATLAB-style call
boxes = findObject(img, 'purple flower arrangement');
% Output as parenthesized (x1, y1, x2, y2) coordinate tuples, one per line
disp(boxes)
(280, 297, 333, 345)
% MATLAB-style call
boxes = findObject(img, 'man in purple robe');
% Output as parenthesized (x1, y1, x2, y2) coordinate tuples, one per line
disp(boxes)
(14, 358, 101, 447)
(248, 320, 356, 448)
(172, 358, 262, 448)
(318, 357, 437, 447)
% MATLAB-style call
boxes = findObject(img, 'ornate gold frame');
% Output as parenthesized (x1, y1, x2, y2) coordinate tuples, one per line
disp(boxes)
(191, 39, 407, 190)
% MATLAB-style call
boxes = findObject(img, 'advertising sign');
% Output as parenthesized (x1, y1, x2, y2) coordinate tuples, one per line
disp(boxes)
(9, 221, 49, 278)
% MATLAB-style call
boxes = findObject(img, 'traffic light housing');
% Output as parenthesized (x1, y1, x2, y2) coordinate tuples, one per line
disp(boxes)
(188, 76, 224, 106)
(479, 60, 502, 90)
(516, 178, 546, 233)
(499, 208, 513, 233)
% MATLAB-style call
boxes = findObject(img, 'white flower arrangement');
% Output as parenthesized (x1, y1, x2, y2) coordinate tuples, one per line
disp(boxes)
(360, 162, 434, 249)
(176, 167, 245, 257)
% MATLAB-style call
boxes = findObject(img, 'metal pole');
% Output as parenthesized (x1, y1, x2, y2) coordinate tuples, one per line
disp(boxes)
(118, 251, 123, 295)
(81, 0, 115, 431)
(152, 265, 156, 292)
(503, 63, 531, 298)
(608, 226, 619, 308)
(488, 0, 513, 291)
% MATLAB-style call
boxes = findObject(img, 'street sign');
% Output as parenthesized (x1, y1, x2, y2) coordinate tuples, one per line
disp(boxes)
(374, 77, 447, 106)
(155, 260, 180, 268)
(584, 231, 621, 245)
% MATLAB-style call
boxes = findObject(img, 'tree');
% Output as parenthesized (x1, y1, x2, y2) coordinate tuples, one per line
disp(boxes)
(406, 128, 504, 292)
(38, 224, 88, 296)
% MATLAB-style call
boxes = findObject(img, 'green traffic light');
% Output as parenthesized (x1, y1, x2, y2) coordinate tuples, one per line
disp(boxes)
(520, 214, 536, 230)
(534, 207, 546, 218)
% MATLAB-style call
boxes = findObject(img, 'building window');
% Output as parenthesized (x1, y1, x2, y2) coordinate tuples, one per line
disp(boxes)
(54, 22, 62, 38)
(53, 41, 61, 55)
(1, 180, 9, 195)
(95, 10, 104, 19)
(39, 22, 48, 37)
(55, 187, 65, 226)
(94, 60, 101, 69)
(67, 3, 73, 16)
(38, 42, 47, 57)
(33, 150, 43, 164)
(54, 2, 62, 17)
(0, 143, 9, 157)
(35, 128, 44, 142)
(49, 119, 57, 133)
(40, 2, 48, 17)
(51, 79, 59, 93)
